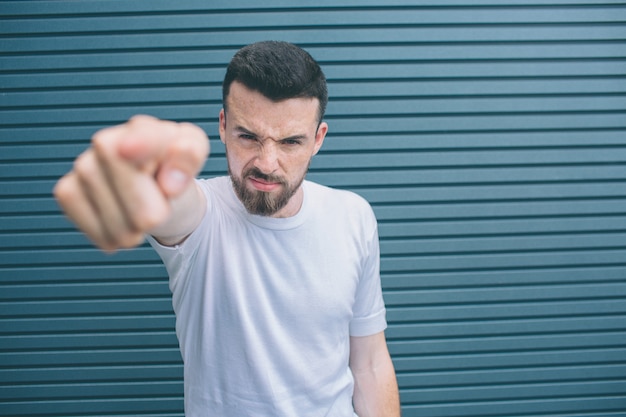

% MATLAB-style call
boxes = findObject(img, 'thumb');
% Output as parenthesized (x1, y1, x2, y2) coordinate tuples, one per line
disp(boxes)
(156, 121, 210, 198)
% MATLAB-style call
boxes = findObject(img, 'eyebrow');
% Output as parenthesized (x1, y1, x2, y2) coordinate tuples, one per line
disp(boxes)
(234, 125, 308, 142)
(234, 126, 257, 137)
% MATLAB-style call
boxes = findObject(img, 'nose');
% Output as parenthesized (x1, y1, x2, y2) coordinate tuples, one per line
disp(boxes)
(254, 140, 279, 174)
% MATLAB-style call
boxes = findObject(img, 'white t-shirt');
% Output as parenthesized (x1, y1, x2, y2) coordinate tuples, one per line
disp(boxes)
(149, 176, 387, 417)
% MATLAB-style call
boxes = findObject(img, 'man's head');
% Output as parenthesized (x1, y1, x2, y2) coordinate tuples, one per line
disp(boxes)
(219, 41, 329, 218)
(222, 41, 328, 125)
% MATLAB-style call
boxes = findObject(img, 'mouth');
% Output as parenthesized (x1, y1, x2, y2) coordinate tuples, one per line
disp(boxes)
(248, 176, 282, 192)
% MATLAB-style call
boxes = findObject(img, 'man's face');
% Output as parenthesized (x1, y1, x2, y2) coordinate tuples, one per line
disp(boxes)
(219, 81, 328, 217)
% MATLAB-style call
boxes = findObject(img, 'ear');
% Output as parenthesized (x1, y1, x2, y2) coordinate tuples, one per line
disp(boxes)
(218, 109, 227, 144)
(312, 122, 328, 156)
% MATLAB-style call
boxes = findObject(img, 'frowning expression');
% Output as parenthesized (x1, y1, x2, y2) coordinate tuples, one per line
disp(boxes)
(219, 81, 328, 218)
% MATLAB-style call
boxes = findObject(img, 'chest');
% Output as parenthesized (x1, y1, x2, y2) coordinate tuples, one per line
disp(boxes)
(211, 220, 365, 330)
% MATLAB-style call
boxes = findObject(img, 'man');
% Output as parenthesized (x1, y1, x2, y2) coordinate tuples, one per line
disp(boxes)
(55, 41, 400, 416)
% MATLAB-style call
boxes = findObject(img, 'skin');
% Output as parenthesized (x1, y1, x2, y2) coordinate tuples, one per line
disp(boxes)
(350, 332, 402, 417)
(54, 81, 400, 416)
(53, 115, 209, 250)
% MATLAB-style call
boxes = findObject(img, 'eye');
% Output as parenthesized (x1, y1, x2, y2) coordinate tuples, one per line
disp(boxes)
(239, 133, 257, 141)
(281, 139, 302, 146)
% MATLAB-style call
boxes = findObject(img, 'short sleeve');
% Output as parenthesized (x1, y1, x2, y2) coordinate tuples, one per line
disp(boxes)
(349, 219, 387, 337)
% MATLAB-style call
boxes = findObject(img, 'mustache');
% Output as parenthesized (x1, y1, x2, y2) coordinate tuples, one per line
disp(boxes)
(244, 167, 286, 184)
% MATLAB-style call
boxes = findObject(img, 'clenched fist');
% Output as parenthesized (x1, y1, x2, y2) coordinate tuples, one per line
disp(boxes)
(54, 115, 210, 251)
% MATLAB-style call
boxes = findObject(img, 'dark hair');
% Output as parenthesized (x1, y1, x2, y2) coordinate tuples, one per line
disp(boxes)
(222, 41, 328, 124)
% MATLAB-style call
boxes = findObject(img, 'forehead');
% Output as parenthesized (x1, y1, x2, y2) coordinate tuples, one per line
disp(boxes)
(225, 82, 320, 137)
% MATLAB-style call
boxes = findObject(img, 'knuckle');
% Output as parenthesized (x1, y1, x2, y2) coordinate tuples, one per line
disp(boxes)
(171, 137, 195, 158)
(129, 114, 155, 125)
(178, 121, 203, 136)
(128, 115, 168, 137)
(73, 152, 96, 178)
(53, 175, 76, 203)
(173, 124, 210, 162)
(91, 129, 110, 151)
(91, 123, 126, 156)
(180, 122, 209, 147)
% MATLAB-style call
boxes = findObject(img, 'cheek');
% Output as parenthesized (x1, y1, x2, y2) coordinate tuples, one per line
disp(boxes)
(285, 153, 313, 176)
(225, 144, 247, 175)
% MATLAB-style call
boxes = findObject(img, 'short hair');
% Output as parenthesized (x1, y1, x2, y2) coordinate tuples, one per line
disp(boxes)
(222, 41, 328, 124)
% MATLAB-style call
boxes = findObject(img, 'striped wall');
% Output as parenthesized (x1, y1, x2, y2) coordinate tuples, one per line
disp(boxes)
(1, 1, 626, 416)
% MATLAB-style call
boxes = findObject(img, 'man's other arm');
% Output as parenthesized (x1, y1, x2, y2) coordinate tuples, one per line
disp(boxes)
(350, 331, 401, 417)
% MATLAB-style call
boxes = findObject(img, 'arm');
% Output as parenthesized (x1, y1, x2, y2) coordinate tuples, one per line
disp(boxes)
(54, 115, 210, 251)
(349, 331, 401, 417)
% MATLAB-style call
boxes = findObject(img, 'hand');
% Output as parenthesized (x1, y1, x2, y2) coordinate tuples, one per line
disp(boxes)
(54, 115, 210, 251)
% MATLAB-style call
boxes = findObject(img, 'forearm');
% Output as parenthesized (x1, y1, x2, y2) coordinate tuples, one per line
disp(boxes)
(149, 179, 207, 246)
(352, 348, 401, 417)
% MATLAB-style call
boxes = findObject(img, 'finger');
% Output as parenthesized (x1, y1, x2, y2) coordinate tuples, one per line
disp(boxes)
(114, 117, 210, 197)
(92, 133, 172, 234)
(88, 116, 208, 235)
(157, 122, 210, 197)
(114, 115, 178, 171)
(73, 150, 145, 249)
(95, 116, 209, 198)
(54, 172, 143, 251)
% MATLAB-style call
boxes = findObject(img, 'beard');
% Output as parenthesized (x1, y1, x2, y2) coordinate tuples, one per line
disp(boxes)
(229, 165, 307, 216)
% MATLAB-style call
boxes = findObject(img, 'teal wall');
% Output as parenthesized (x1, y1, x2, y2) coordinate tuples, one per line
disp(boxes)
(1, 1, 626, 415)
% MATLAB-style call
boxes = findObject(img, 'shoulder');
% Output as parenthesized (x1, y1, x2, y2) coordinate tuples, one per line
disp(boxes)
(193, 176, 245, 219)
(196, 176, 230, 194)
(306, 181, 371, 209)
(195, 176, 233, 205)
(305, 181, 377, 226)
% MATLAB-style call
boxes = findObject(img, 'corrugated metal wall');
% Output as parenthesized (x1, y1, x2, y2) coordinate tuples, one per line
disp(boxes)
(2, 1, 626, 416)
